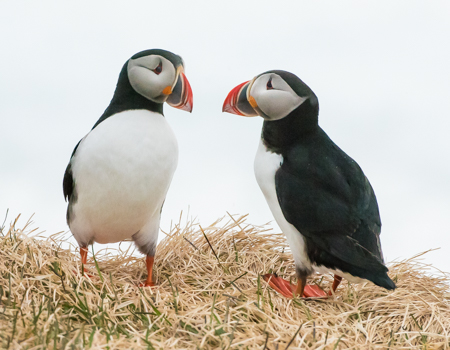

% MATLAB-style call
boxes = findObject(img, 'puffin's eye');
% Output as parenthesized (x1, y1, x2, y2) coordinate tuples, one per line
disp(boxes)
(266, 78, 273, 90)
(154, 62, 162, 75)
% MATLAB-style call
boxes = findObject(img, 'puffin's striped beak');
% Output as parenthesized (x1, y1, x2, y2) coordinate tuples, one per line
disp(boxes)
(167, 71, 193, 112)
(222, 81, 258, 117)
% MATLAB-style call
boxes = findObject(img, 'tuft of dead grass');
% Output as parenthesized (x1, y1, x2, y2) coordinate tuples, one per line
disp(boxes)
(0, 214, 449, 349)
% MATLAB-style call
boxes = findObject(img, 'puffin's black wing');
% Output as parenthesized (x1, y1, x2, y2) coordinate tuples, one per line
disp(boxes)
(275, 129, 395, 289)
(63, 163, 74, 202)
(63, 140, 81, 223)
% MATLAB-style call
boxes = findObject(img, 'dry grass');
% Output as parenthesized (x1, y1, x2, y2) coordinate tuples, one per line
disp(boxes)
(1, 214, 449, 349)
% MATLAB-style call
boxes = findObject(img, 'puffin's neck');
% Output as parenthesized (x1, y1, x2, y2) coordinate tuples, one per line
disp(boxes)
(261, 96, 319, 154)
(92, 62, 164, 129)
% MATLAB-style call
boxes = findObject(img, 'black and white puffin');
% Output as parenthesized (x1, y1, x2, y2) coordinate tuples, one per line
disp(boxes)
(63, 49, 193, 287)
(223, 70, 395, 298)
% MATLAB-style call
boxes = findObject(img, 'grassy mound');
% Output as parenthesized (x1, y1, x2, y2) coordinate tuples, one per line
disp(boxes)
(1, 214, 449, 349)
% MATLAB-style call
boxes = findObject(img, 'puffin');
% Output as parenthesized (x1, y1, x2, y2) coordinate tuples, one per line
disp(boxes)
(63, 49, 193, 287)
(223, 70, 395, 298)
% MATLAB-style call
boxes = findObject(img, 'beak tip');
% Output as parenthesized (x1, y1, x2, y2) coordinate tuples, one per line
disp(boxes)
(222, 95, 236, 115)
(222, 104, 244, 116)
(222, 105, 231, 114)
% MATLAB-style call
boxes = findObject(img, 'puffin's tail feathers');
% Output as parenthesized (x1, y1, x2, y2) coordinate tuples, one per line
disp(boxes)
(372, 272, 396, 290)
(306, 233, 397, 291)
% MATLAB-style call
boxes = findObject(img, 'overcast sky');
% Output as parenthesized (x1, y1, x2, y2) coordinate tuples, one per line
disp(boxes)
(1, 1, 449, 275)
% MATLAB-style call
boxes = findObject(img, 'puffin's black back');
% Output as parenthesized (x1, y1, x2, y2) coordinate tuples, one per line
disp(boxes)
(263, 98, 395, 290)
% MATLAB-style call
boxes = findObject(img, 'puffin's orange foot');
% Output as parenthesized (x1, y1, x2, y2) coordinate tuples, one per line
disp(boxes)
(304, 284, 328, 298)
(139, 281, 156, 288)
(263, 274, 295, 297)
(263, 274, 328, 298)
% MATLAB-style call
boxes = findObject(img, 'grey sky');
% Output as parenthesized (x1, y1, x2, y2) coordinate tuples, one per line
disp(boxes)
(1, 1, 449, 274)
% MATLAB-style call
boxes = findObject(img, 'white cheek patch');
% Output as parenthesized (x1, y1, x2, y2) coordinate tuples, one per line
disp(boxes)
(252, 74, 307, 120)
(127, 56, 176, 103)
(257, 90, 307, 120)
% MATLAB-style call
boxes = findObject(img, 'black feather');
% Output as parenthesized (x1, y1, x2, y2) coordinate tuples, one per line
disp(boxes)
(63, 140, 81, 223)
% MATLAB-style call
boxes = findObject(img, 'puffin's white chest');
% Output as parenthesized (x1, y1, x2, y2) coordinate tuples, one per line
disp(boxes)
(254, 140, 312, 271)
(70, 110, 178, 244)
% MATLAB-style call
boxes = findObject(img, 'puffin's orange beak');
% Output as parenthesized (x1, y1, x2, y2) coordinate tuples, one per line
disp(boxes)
(167, 72, 193, 112)
(222, 81, 258, 117)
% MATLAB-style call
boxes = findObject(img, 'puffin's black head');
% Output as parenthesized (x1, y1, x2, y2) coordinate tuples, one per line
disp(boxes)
(223, 70, 317, 121)
(112, 48, 193, 112)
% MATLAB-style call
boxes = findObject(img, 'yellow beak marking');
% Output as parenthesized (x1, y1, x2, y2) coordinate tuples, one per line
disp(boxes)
(248, 95, 258, 108)
(162, 86, 172, 95)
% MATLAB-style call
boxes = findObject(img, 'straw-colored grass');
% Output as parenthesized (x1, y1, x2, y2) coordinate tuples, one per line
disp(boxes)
(1, 214, 449, 349)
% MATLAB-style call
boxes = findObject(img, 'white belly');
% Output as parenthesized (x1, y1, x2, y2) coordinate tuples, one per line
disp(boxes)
(254, 140, 312, 272)
(69, 110, 178, 244)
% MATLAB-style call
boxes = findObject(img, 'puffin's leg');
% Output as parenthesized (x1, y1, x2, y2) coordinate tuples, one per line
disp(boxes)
(328, 275, 342, 295)
(293, 273, 306, 297)
(140, 255, 156, 287)
(294, 271, 328, 298)
(80, 246, 88, 265)
(78, 246, 93, 278)
(132, 214, 160, 287)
